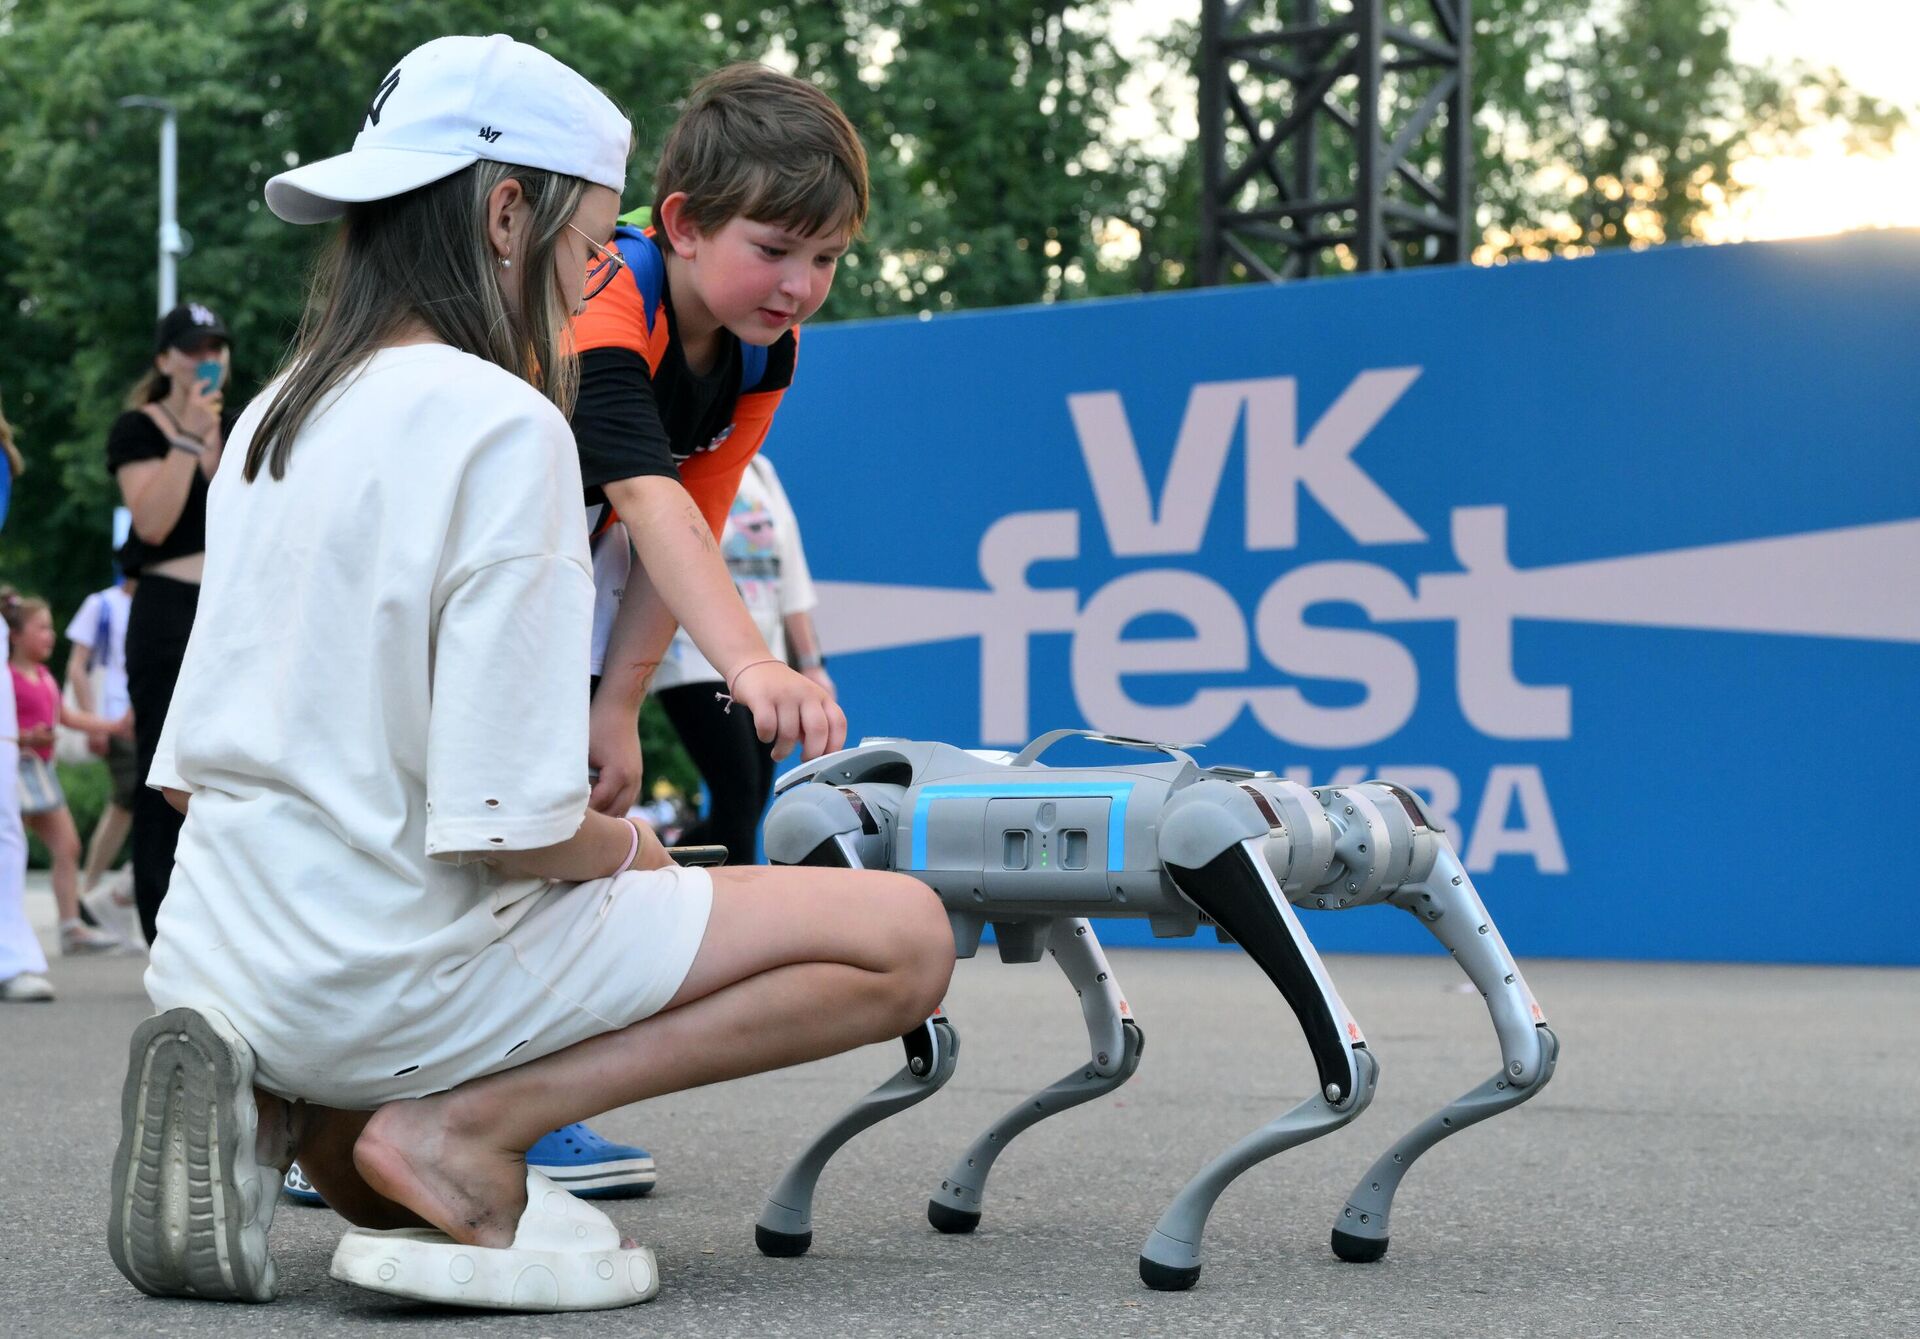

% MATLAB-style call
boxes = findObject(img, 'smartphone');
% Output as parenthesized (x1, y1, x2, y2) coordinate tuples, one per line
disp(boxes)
(194, 360, 223, 395)
(667, 846, 729, 868)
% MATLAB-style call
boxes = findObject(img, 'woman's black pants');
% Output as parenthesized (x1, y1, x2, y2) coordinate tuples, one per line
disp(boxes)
(125, 574, 199, 943)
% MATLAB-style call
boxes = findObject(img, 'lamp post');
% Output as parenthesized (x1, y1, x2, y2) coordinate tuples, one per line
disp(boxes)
(118, 96, 184, 316)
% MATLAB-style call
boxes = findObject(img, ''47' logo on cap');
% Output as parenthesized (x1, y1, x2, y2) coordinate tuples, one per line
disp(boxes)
(478, 126, 503, 144)
(365, 69, 400, 128)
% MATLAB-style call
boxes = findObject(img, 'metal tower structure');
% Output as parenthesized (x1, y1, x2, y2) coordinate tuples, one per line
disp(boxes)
(1197, 0, 1473, 283)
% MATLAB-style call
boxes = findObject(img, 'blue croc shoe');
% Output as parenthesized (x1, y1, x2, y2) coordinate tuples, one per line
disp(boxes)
(528, 1123, 657, 1199)
(282, 1159, 328, 1206)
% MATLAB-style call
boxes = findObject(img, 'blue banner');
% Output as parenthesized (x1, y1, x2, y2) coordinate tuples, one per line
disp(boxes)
(773, 232, 1920, 965)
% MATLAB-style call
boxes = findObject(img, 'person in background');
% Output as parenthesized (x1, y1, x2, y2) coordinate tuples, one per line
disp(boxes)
(69, 574, 140, 945)
(5, 594, 130, 953)
(0, 402, 53, 1001)
(109, 302, 233, 944)
(654, 454, 834, 864)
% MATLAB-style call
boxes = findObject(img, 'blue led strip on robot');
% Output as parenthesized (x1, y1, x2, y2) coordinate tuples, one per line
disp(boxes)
(907, 783, 1134, 871)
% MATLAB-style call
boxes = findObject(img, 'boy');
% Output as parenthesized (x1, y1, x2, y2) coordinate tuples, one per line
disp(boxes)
(531, 64, 867, 1197)
(573, 63, 861, 814)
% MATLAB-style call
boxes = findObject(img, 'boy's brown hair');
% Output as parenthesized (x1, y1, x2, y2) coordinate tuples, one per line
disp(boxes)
(654, 64, 868, 241)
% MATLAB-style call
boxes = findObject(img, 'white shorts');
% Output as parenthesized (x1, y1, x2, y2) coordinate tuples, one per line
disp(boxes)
(150, 862, 715, 1110)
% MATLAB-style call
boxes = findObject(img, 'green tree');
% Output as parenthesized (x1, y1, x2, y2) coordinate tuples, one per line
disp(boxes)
(0, 0, 1149, 618)
(707, 1, 1142, 316)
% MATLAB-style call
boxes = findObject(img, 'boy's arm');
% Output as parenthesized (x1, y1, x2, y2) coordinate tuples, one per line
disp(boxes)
(601, 474, 776, 687)
(667, 384, 843, 756)
(64, 642, 97, 716)
(592, 471, 846, 811)
(574, 280, 839, 803)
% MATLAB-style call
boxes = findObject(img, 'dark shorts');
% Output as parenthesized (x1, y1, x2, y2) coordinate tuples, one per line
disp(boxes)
(107, 734, 139, 809)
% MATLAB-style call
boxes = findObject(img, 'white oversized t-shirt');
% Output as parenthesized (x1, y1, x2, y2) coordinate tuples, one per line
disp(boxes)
(144, 345, 595, 1075)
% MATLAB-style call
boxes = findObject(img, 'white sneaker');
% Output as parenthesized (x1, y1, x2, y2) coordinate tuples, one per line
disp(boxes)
(83, 871, 144, 949)
(61, 918, 123, 956)
(0, 972, 55, 1002)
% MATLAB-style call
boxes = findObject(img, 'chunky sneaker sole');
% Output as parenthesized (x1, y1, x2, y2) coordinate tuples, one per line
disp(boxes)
(108, 1007, 278, 1302)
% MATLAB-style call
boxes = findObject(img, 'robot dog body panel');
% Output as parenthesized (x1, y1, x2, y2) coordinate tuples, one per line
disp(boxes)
(767, 737, 1369, 1098)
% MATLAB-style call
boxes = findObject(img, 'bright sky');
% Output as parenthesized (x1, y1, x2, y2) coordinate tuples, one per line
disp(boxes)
(1707, 0, 1919, 241)
(1106, 0, 1920, 246)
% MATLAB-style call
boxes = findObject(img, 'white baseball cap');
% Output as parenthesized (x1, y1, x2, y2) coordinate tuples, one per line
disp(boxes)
(266, 35, 630, 225)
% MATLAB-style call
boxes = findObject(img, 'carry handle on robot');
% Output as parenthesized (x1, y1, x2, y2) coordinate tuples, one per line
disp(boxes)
(1010, 728, 1198, 768)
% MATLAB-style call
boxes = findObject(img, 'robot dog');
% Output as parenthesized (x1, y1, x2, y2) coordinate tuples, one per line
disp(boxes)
(755, 730, 1559, 1289)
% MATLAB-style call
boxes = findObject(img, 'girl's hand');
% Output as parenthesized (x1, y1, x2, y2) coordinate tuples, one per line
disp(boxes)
(20, 725, 54, 750)
(109, 713, 135, 739)
(87, 731, 110, 757)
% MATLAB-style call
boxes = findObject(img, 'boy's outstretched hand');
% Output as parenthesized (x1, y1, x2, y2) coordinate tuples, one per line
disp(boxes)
(730, 660, 846, 762)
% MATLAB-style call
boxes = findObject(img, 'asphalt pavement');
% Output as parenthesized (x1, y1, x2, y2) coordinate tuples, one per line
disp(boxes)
(4, 882, 1916, 1338)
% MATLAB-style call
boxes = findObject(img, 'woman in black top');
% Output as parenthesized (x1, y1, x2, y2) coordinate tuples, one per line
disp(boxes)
(108, 303, 236, 943)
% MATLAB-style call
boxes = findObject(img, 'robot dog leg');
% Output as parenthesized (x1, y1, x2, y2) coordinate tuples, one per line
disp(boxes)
(753, 788, 960, 1258)
(1260, 779, 1562, 1263)
(1136, 779, 1381, 1291)
(925, 916, 1144, 1235)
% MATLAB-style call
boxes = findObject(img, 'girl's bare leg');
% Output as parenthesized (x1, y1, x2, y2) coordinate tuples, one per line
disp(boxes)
(353, 867, 953, 1249)
(250, 1091, 429, 1230)
(81, 801, 132, 893)
(27, 808, 84, 921)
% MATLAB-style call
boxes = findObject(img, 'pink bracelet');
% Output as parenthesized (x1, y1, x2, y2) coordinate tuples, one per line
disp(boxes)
(616, 817, 641, 875)
(714, 657, 784, 714)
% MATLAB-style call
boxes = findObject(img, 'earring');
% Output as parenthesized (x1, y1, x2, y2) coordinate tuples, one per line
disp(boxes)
(499, 257, 512, 269)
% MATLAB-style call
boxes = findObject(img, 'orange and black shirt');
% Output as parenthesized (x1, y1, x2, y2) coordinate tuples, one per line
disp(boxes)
(570, 225, 798, 540)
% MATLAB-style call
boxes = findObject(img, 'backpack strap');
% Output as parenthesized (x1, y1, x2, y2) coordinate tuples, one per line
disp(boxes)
(611, 223, 666, 330)
(739, 339, 770, 395)
(612, 206, 770, 394)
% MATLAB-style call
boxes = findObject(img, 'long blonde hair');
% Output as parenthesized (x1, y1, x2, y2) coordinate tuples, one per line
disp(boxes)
(247, 160, 589, 481)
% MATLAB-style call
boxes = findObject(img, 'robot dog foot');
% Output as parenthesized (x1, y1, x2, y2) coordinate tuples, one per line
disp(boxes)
(755, 1016, 959, 1258)
(1137, 1047, 1379, 1291)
